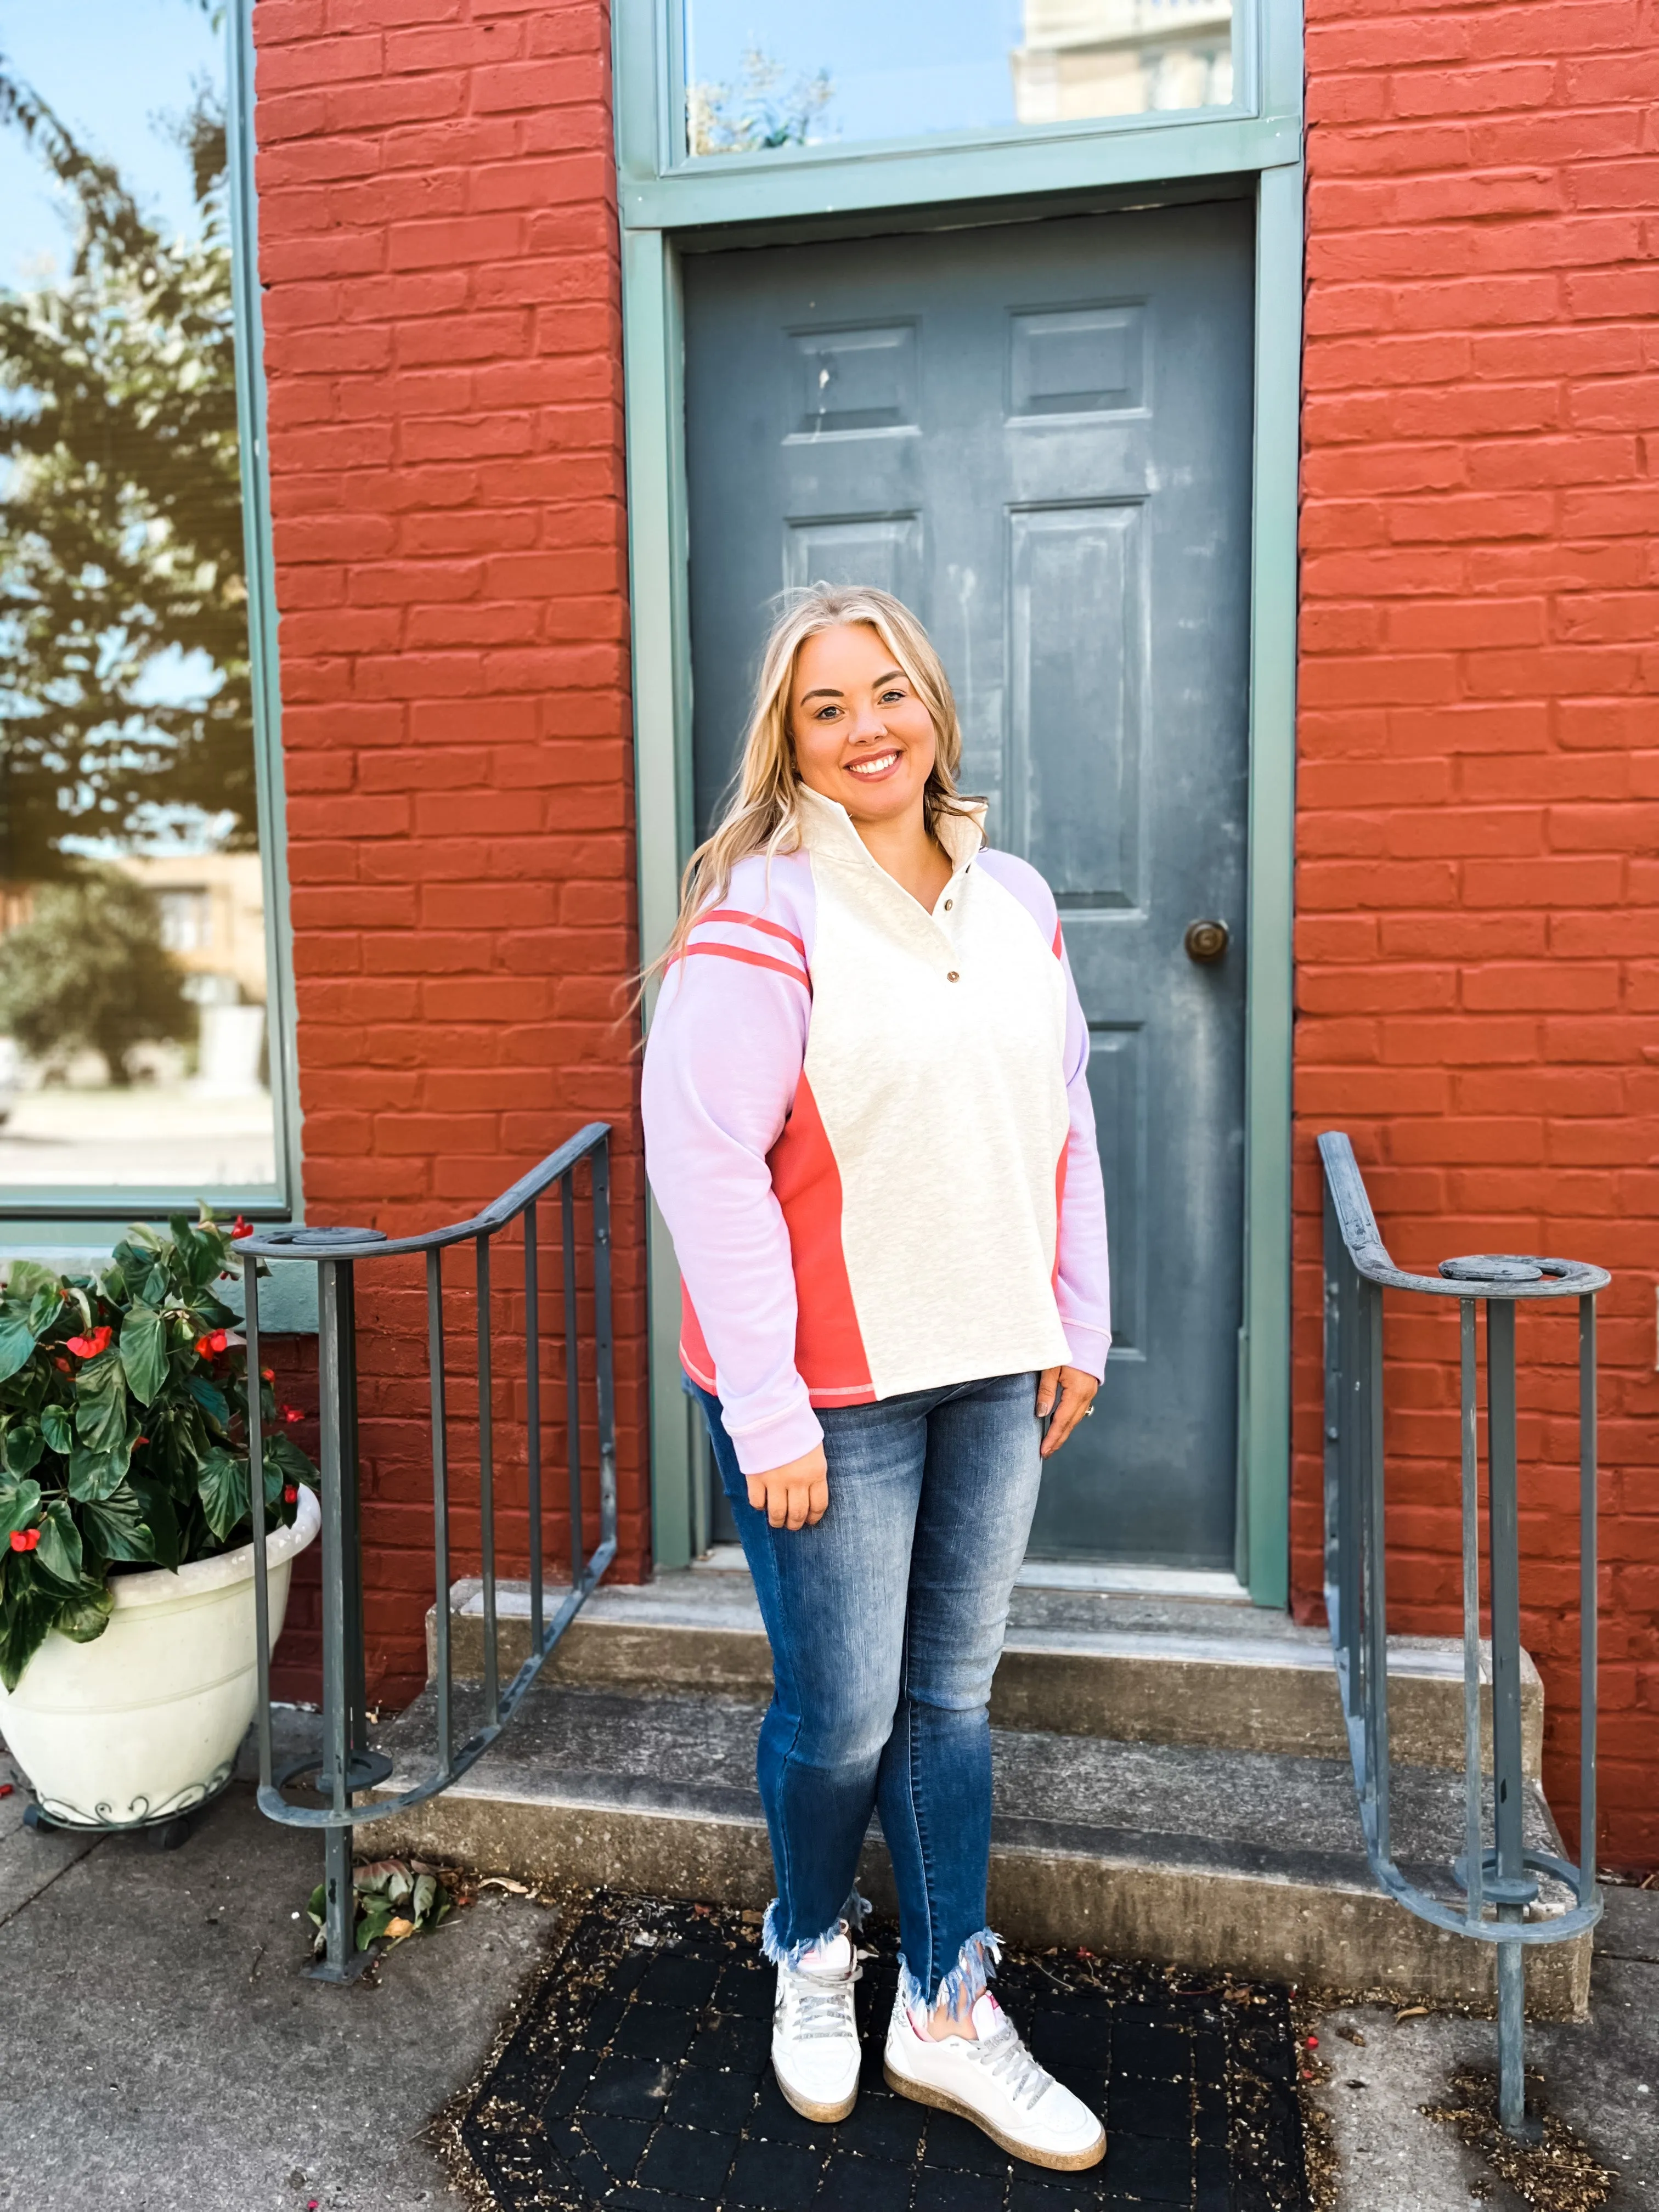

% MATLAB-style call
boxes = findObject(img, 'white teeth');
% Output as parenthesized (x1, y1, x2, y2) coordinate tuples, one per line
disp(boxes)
(849, 752, 899, 776)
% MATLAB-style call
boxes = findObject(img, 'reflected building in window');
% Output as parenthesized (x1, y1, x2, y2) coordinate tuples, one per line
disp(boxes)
(1011, 0, 1233, 122)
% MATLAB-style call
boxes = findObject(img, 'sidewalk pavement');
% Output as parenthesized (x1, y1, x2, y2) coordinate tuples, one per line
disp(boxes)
(2, 1725, 1652, 2210)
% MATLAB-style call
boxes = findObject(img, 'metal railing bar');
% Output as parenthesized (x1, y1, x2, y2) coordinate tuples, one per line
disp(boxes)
(244, 1251, 274, 1796)
(591, 1139, 618, 1548)
(1365, 1280, 1391, 1863)
(1317, 1133, 1608, 1302)
(1459, 1296, 1484, 1929)
(238, 1121, 612, 1263)
(1579, 1293, 1598, 1911)
(427, 1246, 452, 1777)
(314, 1259, 358, 1980)
(562, 1172, 583, 1589)
(477, 1231, 499, 1733)
(526, 1202, 544, 1657)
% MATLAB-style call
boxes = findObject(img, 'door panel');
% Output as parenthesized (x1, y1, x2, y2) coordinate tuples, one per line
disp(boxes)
(684, 202, 1254, 1568)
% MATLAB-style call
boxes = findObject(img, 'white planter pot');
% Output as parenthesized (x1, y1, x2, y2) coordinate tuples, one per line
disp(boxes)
(0, 1485, 320, 1829)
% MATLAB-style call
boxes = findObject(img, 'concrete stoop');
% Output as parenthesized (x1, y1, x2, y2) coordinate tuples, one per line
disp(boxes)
(364, 1568, 1585, 2019)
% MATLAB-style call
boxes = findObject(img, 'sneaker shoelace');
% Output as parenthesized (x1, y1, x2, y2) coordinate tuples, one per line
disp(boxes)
(965, 2019, 1055, 2110)
(781, 1957, 862, 2041)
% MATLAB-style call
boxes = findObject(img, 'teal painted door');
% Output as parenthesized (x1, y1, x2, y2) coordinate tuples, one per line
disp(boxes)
(684, 202, 1254, 1568)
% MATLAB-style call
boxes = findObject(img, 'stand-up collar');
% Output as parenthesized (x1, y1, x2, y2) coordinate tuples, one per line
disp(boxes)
(793, 782, 986, 876)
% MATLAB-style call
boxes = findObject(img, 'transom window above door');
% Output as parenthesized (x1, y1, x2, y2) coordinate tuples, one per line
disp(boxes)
(681, 0, 1237, 159)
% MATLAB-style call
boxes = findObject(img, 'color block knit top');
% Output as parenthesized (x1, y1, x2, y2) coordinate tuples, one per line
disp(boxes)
(641, 785, 1111, 1475)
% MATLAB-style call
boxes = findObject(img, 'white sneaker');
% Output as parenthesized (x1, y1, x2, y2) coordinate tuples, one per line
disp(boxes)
(883, 1988, 1105, 2171)
(771, 1927, 862, 2123)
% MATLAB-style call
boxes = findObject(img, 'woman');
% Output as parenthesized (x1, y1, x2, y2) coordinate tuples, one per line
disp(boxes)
(641, 584, 1111, 2171)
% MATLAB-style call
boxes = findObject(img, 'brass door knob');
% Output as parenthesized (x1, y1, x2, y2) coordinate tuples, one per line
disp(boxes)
(1184, 919, 1230, 963)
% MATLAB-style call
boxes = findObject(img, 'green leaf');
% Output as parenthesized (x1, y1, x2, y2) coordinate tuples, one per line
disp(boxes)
(119, 1302, 168, 1406)
(5, 1260, 61, 1303)
(53, 1581, 115, 1644)
(0, 1570, 62, 1692)
(187, 1372, 230, 1429)
(67, 1441, 129, 1502)
(2, 1419, 43, 1476)
(263, 1431, 317, 1487)
(79, 1488, 155, 1566)
(306, 1883, 326, 1929)
(40, 1403, 72, 1454)
(196, 1446, 249, 1542)
(0, 1311, 37, 1385)
(0, 1476, 42, 1542)
(74, 1349, 127, 1452)
(126, 1473, 182, 1571)
(35, 1497, 83, 1588)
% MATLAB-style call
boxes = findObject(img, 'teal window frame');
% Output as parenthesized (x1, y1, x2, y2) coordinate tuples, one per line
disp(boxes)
(0, 0, 303, 1250)
(618, 0, 1302, 1604)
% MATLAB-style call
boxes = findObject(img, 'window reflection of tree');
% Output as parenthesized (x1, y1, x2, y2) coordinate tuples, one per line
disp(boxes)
(0, 56, 266, 1110)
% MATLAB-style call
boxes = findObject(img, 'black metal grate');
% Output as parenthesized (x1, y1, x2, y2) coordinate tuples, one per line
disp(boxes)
(448, 1894, 1311, 2211)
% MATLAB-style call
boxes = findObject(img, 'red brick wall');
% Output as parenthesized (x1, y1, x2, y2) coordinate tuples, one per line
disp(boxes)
(251, 0, 647, 1707)
(1297, 0, 1659, 1867)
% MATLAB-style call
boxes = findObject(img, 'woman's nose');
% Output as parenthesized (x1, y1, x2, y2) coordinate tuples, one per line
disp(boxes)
(850, 700, 888, 740)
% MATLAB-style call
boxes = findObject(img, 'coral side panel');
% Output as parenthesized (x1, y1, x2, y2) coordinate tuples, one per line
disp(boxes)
(251, 0, 645, 1705)
(1297, 0, 1659, 1870)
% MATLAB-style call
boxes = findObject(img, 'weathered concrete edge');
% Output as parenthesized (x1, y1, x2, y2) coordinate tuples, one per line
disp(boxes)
(364, 1793, 1587, 2020)
(424, 1607, 1545, 1778)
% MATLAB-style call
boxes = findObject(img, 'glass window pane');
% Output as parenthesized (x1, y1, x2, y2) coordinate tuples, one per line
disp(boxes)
(0, 0, 279, 1195)
(683, 0, 1235, 156)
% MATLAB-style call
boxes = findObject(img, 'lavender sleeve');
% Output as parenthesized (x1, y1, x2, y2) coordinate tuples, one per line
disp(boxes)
(639, 862, 825, 1476)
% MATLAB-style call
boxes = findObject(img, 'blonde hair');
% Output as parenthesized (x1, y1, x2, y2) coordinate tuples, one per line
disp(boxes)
(658, 583, 972, 974)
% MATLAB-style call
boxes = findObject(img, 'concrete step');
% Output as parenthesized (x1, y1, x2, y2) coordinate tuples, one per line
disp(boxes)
(364, 1675, 1587, 2017)
(428, 1568, 1544, 1778)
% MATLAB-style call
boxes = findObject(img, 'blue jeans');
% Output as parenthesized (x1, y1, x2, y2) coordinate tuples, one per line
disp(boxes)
(695, 1371, 1044, 2015)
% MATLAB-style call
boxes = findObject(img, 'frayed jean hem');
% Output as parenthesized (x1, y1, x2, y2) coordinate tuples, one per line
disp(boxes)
(760, 1890, 871, 1971)
(897, 1926, 1002, 2017)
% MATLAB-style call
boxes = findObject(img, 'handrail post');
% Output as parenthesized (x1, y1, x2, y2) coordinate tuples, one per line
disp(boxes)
(1579, 1294, 1599, 1912)
(1486, 1297, 1534, 2134)
(591, 1136, 618, 1551)
(312, 1256, 363, 1984)
(244, 1253, 274, 1797)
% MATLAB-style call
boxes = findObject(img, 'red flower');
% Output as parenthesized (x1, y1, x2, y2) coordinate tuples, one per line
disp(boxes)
(283, 1484, 298, 1504)
(260, 1367, 275, 1384)
(53, 1357, 71, 1374)
(136, 1436, 148, 1448)
(232, 1216, 252, 1240)
(283, 1405, 304, 1426)
(194, 1329, 230, 1359)
(9, 1528, 40, 1553)
(65, 1326, 112, 1359)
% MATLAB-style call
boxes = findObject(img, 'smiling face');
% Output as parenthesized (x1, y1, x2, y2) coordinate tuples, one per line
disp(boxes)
(788, 622, 939, 830)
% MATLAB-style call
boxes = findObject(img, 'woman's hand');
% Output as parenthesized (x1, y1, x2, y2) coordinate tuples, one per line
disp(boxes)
(1037, 1365, 1098, 1458)
(747, 1443, 830, 1531)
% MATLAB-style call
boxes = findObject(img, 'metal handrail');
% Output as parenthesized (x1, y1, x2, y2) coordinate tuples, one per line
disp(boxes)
(1319, 1131, 1607, 2137)
(236, 1122, 617, 1982)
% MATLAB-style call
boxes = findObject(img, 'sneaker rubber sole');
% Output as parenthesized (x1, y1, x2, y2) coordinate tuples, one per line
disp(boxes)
(772, 2063, 859, 2125)
(883, 2058, 1106, 2171)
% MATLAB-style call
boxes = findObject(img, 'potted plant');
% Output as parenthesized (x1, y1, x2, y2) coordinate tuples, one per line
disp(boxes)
(0, 1210, 320, 1831)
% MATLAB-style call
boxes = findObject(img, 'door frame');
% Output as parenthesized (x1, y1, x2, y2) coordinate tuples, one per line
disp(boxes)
(617, 0, 1304, 1606)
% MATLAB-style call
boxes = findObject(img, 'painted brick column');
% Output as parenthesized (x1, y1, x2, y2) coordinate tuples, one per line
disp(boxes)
(251, 0, 647, 1704)
(1298, 0, 1659, 1867)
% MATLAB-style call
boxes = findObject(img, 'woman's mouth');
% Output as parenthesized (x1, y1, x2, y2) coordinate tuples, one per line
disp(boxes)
(845, 749, 902, 780)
